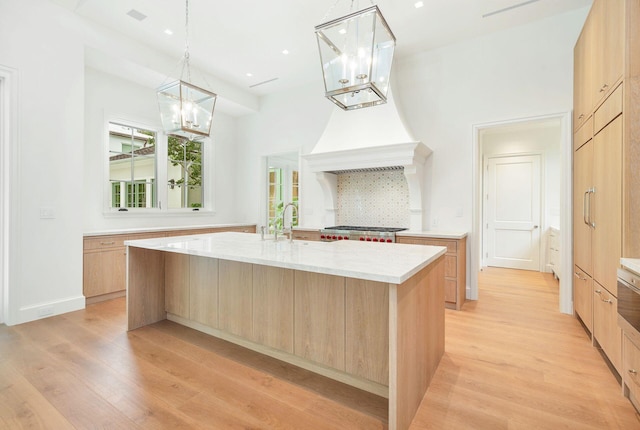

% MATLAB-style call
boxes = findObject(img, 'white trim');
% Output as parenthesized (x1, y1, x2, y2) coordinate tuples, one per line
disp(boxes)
(471, 111, 573, 314)
(0, 65, 19, 325)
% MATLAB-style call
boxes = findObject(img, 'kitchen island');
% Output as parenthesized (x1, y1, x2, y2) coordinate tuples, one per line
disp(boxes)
(126, 232, 446, 430)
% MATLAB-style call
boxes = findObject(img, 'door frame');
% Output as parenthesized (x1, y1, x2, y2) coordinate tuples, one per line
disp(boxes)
(0, 65, 19, 325)
(482, 152, 543, 271)
(471, 112, 573, 314)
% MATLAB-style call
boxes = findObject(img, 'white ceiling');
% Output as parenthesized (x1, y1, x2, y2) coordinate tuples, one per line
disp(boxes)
(51, 0, 591, 99)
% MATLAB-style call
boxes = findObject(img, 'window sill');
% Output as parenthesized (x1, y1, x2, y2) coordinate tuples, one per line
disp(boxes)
(103, 209, 216, 218)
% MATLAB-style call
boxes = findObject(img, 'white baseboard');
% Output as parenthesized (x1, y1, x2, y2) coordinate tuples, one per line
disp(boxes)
(8, 295, 86, 326)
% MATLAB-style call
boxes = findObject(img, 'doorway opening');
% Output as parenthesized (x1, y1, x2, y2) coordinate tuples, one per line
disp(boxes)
(472, 113, 573, 314)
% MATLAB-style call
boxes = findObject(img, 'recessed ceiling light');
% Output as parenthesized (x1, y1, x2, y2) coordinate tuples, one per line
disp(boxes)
(282, 49, 289, 55)
(246, 72, 253, 77)
(339, 28, 347, 35)
(164, 29, 173, 35)
(414, 1, 424, 8)
(126, 9, 147, 21)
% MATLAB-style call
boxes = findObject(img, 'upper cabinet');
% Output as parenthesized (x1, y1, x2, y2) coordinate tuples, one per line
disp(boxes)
(573, 16, 592, 130)
(573, 0, 625, 132)
(593, 0, 625, 104)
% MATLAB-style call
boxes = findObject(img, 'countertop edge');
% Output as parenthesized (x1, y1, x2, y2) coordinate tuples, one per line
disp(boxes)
(125, 233, 447, 284)
(84, 223, 256, 237)
(621, 258, 640, 276)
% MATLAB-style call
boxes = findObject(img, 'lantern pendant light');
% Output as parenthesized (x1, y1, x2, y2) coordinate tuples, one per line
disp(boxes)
(315, 1, 396, 111)
(157, 0, 217, 138)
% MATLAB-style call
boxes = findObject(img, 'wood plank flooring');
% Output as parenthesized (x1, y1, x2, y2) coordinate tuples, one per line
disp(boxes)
(1, 267, 639, 429)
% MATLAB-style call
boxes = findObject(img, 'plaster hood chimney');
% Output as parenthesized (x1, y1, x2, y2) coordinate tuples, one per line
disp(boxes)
(304, 90, 432, 230)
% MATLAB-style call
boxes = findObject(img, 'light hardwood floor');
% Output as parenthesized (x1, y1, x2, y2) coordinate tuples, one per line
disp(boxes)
(1, 267, 639, 429)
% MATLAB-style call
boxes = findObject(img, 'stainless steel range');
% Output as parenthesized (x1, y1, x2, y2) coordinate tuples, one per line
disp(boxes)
(320, 226, 407, 243)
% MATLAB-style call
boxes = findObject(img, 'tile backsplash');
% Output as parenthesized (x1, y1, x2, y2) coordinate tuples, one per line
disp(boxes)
(336, 170, 410, 227)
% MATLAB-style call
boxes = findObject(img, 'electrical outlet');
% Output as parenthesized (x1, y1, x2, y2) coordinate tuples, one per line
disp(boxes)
(432, 217, 439, 227)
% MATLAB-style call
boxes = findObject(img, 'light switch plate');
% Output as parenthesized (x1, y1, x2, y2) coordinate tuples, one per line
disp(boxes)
(39, 207, 55, 219)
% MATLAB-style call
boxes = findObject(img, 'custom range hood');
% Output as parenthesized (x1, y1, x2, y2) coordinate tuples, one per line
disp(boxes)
(304, 90, 432, 230)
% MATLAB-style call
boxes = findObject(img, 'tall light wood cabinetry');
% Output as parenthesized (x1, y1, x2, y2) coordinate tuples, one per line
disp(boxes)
(83, 225, 255, 303)
(573, 0, 627, 376)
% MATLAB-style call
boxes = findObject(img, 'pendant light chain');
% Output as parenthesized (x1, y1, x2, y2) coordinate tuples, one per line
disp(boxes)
(181, 0, 192, 83)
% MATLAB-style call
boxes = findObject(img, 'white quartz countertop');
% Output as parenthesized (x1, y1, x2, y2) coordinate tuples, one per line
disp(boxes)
(126, 232, 447, 284)
(397, 230, 468, 239)
(622, 258, 640, 276)
(84, 223, 255, 237)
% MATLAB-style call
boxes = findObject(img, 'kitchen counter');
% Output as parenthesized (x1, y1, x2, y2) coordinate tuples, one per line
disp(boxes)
(622, 258, 640, 276)
(84, 222, 255, 237)
(397, 230, 468, 239)
(125, 232, 446, 284)
(126, 231, 446, 430)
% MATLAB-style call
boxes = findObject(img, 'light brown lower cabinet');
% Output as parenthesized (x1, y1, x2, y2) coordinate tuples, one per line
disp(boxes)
(396, 235, 467, 310)
(83, 225, 256, 303)
(593, 282, 622, 373)
(623, 330, 640, 411)
(573, 265, 593, 333)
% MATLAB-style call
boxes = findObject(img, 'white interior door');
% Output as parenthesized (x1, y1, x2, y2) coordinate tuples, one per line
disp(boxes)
(484, 154, 541, 271)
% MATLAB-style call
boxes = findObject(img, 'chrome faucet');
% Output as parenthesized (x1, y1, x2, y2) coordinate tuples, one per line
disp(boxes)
(282, 202, 298, 243)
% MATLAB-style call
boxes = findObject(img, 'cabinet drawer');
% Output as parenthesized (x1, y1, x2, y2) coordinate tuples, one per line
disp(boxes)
(624, 334, 640, 403)
(574, 117, 593, 151)
(444, 255, 457, 278)
(594, 84, 622, 134)
(444, 279, 457, 303)
(292, 230, 321, 241)
(402, 238, 456, 253)
(593, 283, 622, 372)
(84, 235, 126, 250)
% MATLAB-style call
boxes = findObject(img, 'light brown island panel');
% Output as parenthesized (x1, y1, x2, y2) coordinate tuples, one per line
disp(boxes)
(126, 246, 445, 430)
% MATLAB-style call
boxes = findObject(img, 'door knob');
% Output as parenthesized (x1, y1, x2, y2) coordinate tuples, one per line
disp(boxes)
(533, 225, 539, 229)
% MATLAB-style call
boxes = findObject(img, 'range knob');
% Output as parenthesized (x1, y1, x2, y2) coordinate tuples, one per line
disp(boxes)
(386, 239, 392, 243)
(320, 234, 326, 239)
(366, 238, 372, 242)
(337, 236, 343, 240)
(344, 236, 349, 240)
(372, 238, 379, 242)
(332, 235, 337, 240)
(359, 237, 365, 241)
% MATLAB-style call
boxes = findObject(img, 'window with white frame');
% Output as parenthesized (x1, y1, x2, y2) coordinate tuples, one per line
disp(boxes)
(107, 120, 207, 212)
(267, 153, 299, 232)
(108, 122, 157, 209)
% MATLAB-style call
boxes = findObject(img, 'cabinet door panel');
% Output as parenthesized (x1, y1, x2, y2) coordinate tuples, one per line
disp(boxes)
(190, 256, 219, 328)
(165, 253, 190, 319)
(573, 140, 593, 275)
(294, 271, 345, 370)
(219, 260, 253, 338)
(593, 116, 622, 296)
(83, 249, 126, 297)
(345, 278, 389, 385)
(573, 266, 593, 333)
(593, 283, 622, 372)
(253, 265, 294, 353)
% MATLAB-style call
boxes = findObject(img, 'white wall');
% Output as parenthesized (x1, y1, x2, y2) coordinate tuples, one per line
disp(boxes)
(83, 67, 239, 232)
(236, 82, 332, 228)
(0, 0, 86, 324)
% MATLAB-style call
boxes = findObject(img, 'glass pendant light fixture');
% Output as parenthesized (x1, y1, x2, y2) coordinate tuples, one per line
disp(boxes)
(157, 0, 217, 138)
(315, 1, 396, 111)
